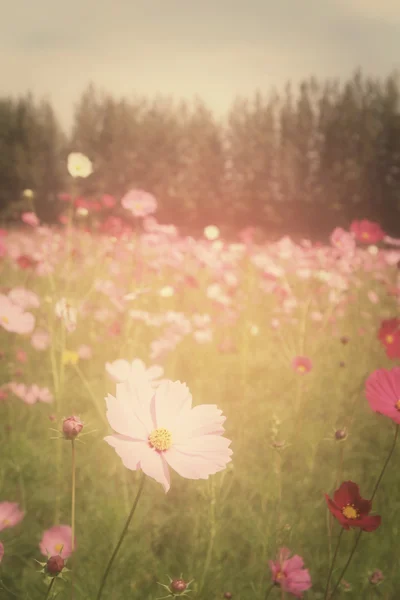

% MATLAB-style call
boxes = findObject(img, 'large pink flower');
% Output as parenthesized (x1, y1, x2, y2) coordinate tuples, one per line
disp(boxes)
(269, 547, 312, 598)
(121, 189, 157, 218)
(0, 502, 24, 531)
(0, 294, 35, 334)
(330, 227, 356, 253)
(365, 367, 400, 424)
(104, 378, 233, 493)
(39, 525, 74, 558)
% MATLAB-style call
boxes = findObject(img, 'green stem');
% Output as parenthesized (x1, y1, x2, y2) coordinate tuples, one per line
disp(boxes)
(329, 424, 399, 599)
(323, 528, 344, 600)
(264, 583, 275, 599)
(370, 424, 399, 503)
(96, 472, 146, 600)
(198, 477, 217, 594)
(70, 440, 76, 600)
(44, 577, 56, 600)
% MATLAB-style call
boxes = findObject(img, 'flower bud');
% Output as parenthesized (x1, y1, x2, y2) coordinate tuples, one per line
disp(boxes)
(224, 593, 233, 599)
(46, 555, 65, 576)
(369, 569, 384, 585)
(334, 428, 347, 441)
(170, 579, 187, 593)
(62, 416, 83, 440)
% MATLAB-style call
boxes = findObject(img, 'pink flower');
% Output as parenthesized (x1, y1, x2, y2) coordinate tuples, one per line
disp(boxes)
(0, 502, 24, 531)
(62, 416, 83, 439)
(330, 228, 356, 253)
(292, 356, 313, 375)
(367, 290, 379, 304)
(350, 220, 385, 244)
(101, 194, 116, 208)
(16, 349, 27, 363)
(31, 329, 50, 351)
(39, 525, 74, 558)
(365, 367, 400, 424)
(105, 358, 164, 388)
(104, 378, 233, 493)
(8, 288, 40, 310)
(0, 294, 35, 334)
(0, 541, 4, 562)
(77, 344, 92, 359)
(121, 189, 157, 218)
(21, 212, 39, 227)
(269, 547, 312, 598)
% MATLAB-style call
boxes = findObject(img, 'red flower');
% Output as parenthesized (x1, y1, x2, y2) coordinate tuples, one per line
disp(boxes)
(350, 220, 385, 244)
(325, 481, 381, 531)
(377, 318, 400, 359)
(16, 255, 38, 270)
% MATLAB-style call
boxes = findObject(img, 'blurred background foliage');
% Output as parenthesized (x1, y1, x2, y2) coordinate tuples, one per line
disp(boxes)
(1, 69, 400, 241)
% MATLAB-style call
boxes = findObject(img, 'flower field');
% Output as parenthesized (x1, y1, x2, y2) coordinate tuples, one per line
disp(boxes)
(1, 156, 400, 599)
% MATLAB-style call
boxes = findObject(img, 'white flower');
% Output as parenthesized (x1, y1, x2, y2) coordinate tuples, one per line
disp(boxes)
(67, 153, 93, 178)
(22, 189, 34, 198)
(204, 225, 220, 241)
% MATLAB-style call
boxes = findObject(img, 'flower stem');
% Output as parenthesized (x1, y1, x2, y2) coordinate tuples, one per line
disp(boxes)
(70, 439, 76, 600)
(95, 471, 146, 600)
(44, 577, 56, 600)
(323, 528, 344, 600)
(328, 424, 399, 599)
(198, 477, 217, 594)
(263, 583, 275, 599)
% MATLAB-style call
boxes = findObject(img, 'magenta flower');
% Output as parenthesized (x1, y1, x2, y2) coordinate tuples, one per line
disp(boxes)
(269, 547, 312, 598)
(121, 189, 157, 218)
(21, 212, 39, 227)
(39, 525, 74, 558)
(104, 378, 233, 493)
(0, 502, 24, 531)
(365, 367, 400, 424)
(292, 356, 313, 375)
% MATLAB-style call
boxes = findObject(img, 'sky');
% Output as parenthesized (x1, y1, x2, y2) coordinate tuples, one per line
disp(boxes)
(1, 0, 400, 133)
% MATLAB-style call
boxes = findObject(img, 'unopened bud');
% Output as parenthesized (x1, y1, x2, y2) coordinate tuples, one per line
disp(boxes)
(224, 593, 233, 599)
(62, 415, 83, 440)
(170, 579, 187, 593)
(369, 569, 384, 585)
(334, 428, 347, 441)
(46, 555, 65, 576)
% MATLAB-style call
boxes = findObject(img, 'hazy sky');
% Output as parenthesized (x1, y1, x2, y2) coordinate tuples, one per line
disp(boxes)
(2, 0, 400, 132)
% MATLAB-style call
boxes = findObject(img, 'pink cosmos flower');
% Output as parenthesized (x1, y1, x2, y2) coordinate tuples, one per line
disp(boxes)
(105, 358, 164, 388)
(121, 189, 157, 218)
(269, 547, 312, 598)
(365, 367, 400, 424)
(0, 541, 3, 562)
(8, 288, 40, 310)
(0, 294, 35, 335)
(78, 344, 92, 359)
(0, 502, 24, 531)
(31, 329, 50, 351)
(39, 525, 74, 558)
(330, 227, 356, 253)
(292, 356, 313, 375)
(104, 378, 233, 493)
(21, 212, 39, 227)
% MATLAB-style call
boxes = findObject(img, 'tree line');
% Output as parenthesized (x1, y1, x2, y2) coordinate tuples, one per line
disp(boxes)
(1, 69, 400, 241)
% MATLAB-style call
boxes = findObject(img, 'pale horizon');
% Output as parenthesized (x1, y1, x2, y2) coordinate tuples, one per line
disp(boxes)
(2, 0, 400, 133)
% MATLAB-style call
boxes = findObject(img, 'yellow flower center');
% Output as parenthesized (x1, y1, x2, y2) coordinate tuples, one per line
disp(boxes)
(2, 518, 10, 526)
(342, 504, 359, 519)
(1, 315, 9, 324)
(297, 365, 306, 373)
(54, 543, 63, 553)
(148, 427, 172, 452)
(386, 334, 394, 344)
(395, 399, 400, 411)
(361, 232, 369, 239)
(276, 571, 284, 580)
